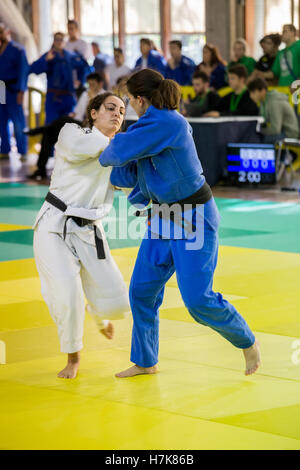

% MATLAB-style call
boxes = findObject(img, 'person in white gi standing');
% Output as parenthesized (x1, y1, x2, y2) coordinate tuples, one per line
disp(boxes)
(33, 93, 130, 379)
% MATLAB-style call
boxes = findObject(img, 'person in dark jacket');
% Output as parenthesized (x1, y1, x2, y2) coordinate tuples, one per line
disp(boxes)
(0, 22, 29, 159)
(183, 71, 220, 117)
(29, 32, 90, 124)
(205, 64, 259, 117)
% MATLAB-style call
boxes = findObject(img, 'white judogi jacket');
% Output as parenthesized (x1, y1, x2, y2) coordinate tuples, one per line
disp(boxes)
(33, 123, 114, 242)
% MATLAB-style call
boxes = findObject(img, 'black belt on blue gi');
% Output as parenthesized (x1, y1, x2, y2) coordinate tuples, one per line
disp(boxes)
(45, 192, 105, 259)
(135, 182, 213, 231)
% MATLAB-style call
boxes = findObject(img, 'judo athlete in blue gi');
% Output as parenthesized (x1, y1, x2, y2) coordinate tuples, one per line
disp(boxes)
(29, 32, 89, 125)
(0, 22, 28, 158)
(100, 69, 261, 379)
(165, 40, 196, 85)
(134, 38, 167, 76)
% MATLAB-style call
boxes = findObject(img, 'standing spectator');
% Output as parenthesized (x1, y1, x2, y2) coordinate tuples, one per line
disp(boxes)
(29, 32, 89, 124)
(27, 72, 106, 180)
(65, 20, 92, 62)
(0, 22, 28, 160)
(165, 40, 195, 85)
(228, 39, 256, 77)
(182, 71, 220, 117)
(91, 41, 112, 89)
(263, 24, 300, 86)
(65, 20, 93, 97)
(197, 44, 227, 90)
(134, 38, 167, 76)
(106, 48, 131, 90)
(248, 77, 299, 143)
(205, 65, 258, 117)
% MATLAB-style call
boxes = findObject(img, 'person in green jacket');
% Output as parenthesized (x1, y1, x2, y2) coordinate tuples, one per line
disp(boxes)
(248, 77, 299, 143)
(228, 38, 256, 76)
(263, 24, 300, 87)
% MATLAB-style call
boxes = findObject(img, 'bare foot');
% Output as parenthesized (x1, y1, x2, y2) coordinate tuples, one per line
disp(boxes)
(57, 352, 80, 379)
(243, 340, 261, 376)
(100, 321, 114, 340)
(115, 364, 158, 378)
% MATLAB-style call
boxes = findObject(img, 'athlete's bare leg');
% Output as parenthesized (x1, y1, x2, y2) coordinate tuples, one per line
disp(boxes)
(243, 340, 261, 375)
(57, 352, 80, 379)
(115, 364, 158, 378)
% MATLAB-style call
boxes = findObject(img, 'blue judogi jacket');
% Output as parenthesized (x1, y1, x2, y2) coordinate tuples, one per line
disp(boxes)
(29, 49, 89, 93)
(165, 55, 196, 85)
(0, 41, 29, 104)
(100, 105, 206, 207)
(135, 50, 167, 77)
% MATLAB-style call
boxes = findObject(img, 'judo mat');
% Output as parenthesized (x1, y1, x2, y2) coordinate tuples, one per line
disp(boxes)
(0, 182, 300, 450)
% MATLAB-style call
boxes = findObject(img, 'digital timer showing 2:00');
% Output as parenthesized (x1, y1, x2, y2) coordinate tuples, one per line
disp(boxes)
(226, 143, 277, 184)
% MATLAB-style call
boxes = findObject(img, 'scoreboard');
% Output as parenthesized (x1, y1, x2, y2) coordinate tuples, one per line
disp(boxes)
(226, 143, 277, 184)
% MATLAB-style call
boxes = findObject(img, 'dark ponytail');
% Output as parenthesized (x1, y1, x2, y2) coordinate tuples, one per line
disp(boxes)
(126, 69, 181, 110)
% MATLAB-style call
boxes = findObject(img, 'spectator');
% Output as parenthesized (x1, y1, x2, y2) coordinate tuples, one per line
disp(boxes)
(205, 64, 258, 117)
(106, 48, 131, 90)
(165, 40, 196, 85)
(27, 72, 106, 180)
(0, 22, 29, 160)
(248, 77, 299, 143)
(253, 34, 281, 83)
(264, 24, 300, 86)
(183, 71, 221, 117)
(70, 71, 106, 122)
(134, 38, 167, 76)
(228, 39, 256, 76)
(197, 43, 227, 90)
(29, 32, 90, 125)
(65, 19, 92, 62)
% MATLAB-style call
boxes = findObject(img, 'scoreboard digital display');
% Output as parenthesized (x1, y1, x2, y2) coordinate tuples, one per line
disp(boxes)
(226, 143, 277, 184)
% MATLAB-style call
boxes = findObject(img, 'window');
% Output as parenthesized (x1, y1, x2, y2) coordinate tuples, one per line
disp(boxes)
(125, 0, 161, 68)
(51, 0, 68, 33)
(80, 0, 114, 55)
(171, 0, 206, 64)
(265, 0, 293, 34)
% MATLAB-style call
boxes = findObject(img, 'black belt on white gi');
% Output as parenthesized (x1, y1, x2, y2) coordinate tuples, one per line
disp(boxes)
(45, 192, 105, 260)
(135, 182, 213, 231)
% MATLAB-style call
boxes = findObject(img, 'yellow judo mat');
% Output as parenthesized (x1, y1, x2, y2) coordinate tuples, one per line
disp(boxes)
(0, 242, 300, 450)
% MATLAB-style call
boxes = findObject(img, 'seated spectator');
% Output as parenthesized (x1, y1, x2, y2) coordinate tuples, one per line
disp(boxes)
(106, 48, 131, 90)
(205, 64, 258, 117)
(263, 24, 300, 86)
(183, 71, 221, 117)
(134, 38, 167, 76)
(248, 77, 299, 143)
(197, 43, 227, 90)
(251, 34, 281, 85)
(228, 39, 256, 76)
(165, 40, 196, 85)
(27, 72, 106, 180)
(70, 71, 106, 122)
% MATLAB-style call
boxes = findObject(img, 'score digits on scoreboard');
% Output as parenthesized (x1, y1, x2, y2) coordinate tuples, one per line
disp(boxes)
(226, 143, 276, 184)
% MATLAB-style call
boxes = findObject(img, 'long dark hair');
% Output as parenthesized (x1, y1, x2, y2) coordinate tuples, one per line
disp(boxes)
(86, 92, 125, 128)
(203, 43, 227, 66)
(126, 69, 181, 110)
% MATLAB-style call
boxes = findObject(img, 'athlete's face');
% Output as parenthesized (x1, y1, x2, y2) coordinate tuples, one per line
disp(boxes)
(91, 95, 125, 137)
(128, 93, 150, 117)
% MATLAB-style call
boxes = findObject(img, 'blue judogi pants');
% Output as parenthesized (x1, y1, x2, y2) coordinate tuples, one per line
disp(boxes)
(45, 93, 75, 125)
(0, 103, 27, 155)
(129, 200, 255, 367)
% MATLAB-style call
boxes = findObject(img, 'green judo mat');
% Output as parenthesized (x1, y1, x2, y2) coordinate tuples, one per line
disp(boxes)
(0, 182, 299, 262)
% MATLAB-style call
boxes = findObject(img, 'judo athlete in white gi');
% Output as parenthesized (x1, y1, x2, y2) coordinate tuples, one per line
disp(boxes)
(33, 93, 130, 379)
(100, 70, 261, 379)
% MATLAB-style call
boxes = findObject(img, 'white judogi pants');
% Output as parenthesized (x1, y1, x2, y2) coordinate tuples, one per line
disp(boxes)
(33, 215, 130, 354)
